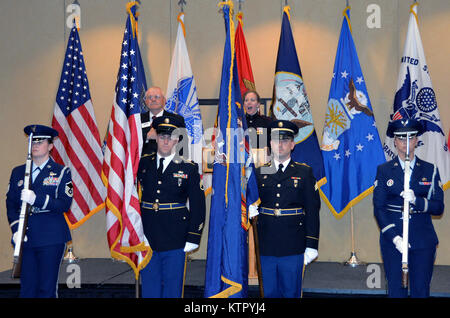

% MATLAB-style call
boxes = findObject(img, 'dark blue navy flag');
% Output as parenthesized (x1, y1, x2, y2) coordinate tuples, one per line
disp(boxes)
(270, 5, 326, 187)
(320, 7, 385, 218)
(204, 1, 259, 298)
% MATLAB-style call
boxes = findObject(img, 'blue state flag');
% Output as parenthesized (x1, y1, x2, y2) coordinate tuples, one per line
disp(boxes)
(204, 1, 259, 298)
(271, 5, 326, 186)
(320, 6, 385, 219)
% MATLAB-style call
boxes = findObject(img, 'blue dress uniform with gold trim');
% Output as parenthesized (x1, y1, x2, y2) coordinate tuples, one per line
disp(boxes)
(137, 115, 205, 298)
(6, 125, 72, 298)
(373, 119, 444, 298)
(254, 120, 320, 298)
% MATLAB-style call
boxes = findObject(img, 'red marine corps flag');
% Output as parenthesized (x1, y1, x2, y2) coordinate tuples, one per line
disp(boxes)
(235, 10, 255, 95)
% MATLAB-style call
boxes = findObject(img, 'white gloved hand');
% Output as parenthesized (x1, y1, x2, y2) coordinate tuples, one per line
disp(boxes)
(304, 248, 318, 265)
(400, 189, 416, 205)
(393, 235, 411, 254)
(21, 189, 36, 205)
(12, 232, 27, 245)
(183, 242, 199, 253)
(249, 204, 259, 219)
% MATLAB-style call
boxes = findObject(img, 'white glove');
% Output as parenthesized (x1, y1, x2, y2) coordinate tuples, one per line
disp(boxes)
(393, 235, 411, 254)
(249, 204, 259, 219)
(400, 189, 416, 205)
(304, 248, 318, 265)
(21, 189, 36, 205)
(183, 242, 199, 253)
(13, 232, 27, 245)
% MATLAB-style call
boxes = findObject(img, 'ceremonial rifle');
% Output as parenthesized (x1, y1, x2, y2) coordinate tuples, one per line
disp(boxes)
(401, 132, 412, 289)
(11, 133, 33, 279)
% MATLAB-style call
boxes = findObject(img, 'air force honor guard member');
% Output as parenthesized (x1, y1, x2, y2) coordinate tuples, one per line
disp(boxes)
(137, 115, 206, 298)
(373, 119, 444, 298)
(253, 120, 320, 298)
(6, 125, 72, 298)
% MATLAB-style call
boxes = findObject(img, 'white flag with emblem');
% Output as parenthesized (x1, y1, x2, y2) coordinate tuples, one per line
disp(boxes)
(165, 12, 211, 194)
(383, 3, 450, 190)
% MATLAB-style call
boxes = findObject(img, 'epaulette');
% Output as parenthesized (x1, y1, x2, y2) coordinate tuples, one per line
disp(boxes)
(141, 152, 156, 159)
(294, 161, 311, 168)
(174, 156, 196, 166)
(261, 162, 272, 167)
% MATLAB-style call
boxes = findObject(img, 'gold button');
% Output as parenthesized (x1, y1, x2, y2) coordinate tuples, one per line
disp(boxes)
(155, 199, 159, 203)
(158, 181, 162, 184)
(276, 193, 280, 197)
(277, 184, 281, 188)
(156, 190, 160, 194)
(275, 203, 279, 207)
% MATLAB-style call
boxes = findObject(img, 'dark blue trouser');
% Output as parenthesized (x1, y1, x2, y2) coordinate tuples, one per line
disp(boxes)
(20, 243, 66, 298)
(140, 248, 187, 298)
(260, 254, 304, 298)
(381, 243, 436, 298)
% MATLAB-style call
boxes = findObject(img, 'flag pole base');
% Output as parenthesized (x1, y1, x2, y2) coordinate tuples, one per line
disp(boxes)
(64, 245, 79, 263)
(343, 252, 366, 267)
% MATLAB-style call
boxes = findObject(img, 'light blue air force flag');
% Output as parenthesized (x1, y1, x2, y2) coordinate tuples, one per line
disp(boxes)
(384, 3, 450, 190)
(320, 7, 385, 219)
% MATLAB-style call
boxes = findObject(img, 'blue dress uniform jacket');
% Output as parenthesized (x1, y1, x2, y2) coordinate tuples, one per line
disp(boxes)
(6, 158, 72, 247)
(137, 154, 206, 252)
(255, 160, 320, 257)
(373, 156, 444, 249)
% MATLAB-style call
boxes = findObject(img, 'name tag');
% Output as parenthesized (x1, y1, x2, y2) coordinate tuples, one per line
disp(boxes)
(142, 121, 151, 128)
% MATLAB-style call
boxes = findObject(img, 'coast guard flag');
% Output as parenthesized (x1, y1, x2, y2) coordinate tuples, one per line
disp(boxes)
(51, 25, 105, 228)
(320, 7, 385, 219)
(235, 11, 255, 95)
(204, 1, 259, 298)
(383, 3, 450, 191)
(271, 6, 326, 186)
(165, 12, 210, 194)
(102, 2, 151, 279)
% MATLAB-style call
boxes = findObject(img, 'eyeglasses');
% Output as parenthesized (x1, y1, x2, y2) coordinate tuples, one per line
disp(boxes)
(144, 95, 162, 100)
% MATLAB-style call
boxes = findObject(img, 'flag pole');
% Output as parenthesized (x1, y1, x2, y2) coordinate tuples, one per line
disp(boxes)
(344, 207, 366, 267)
(135, 273, 140, 298)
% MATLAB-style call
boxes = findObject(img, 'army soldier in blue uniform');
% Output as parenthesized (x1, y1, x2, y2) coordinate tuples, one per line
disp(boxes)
(137, 115, 205, 298)
(373, 119, 444, 298)
(253, 120, 320, 298)
(6, 125, 72, 298)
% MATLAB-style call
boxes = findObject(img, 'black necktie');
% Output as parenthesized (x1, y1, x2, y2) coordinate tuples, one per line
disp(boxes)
(157, 158, 164, 176)
(277, 164, 284, 174)
(32, 167, 41, 182)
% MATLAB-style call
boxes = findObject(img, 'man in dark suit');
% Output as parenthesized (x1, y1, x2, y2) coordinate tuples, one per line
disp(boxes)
(137, 115, 205, 298)
(140, 86, 186, 156)
(373, 119, 444, 298)
(252, 120, 320, 298)
(6, 125, 72, 298)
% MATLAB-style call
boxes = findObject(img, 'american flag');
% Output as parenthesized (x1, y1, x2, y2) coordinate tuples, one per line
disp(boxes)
(102, 2, 151, 278)
(51, 25, 105, 229)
